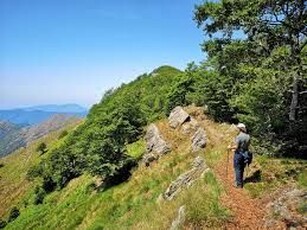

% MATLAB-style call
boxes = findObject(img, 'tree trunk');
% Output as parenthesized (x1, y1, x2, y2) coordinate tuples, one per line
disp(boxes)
(289, 76, 299, 121)
(289, 34, 302, 122)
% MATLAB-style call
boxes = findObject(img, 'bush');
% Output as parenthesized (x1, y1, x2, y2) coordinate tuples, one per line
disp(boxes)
(58, 130, 68, 139)
(0, 219, 7, 229)
(36, 142, 47, 155)
(8, 207, 20, 222)
(34, 186, 47, 205)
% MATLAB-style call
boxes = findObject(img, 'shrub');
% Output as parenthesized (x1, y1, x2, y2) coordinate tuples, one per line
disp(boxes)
(58, 130, 68, 139)
(8, 207, 20, 222)
(33, 186, 47, 205)
(0, 219, 7, 229)
(36, 142, 47, 155)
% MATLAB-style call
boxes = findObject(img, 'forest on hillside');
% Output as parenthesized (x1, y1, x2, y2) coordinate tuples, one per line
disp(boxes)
(27, 0, 306, 199)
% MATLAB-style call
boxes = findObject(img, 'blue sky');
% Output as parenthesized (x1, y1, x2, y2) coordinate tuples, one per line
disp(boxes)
(0, 0, 205, 109)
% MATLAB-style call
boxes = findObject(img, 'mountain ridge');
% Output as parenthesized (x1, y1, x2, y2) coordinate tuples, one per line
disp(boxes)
(0, 104, 87, 126)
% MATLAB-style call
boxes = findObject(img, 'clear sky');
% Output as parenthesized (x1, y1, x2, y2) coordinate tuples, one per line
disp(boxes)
(0, 0, 205, 109)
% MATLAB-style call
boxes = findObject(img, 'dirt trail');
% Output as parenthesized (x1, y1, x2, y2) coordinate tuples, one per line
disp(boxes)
(213, 154, 266, 230)
(200, 117, 266, 229)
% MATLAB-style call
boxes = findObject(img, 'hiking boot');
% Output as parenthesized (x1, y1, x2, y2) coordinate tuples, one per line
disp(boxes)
(233, 182, 243, 188)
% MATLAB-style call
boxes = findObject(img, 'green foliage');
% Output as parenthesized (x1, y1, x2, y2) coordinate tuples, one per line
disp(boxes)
(165, 75, 194, 115)
(33, 186, 47, 205)
(36, 142, 47, 155)
(298, 169, 307, 188)
(126, 139, 146, 160)
(30, 66, 189, 191)
(230, 68, 288, 134)
(0, 219, 7, 229)
(194, 0, 307, 155)
(58, 130, 68, 139)
(8, 207, 20, 223)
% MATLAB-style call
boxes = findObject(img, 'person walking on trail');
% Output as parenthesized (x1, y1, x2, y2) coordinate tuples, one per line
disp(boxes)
(228, 123, 251, 188)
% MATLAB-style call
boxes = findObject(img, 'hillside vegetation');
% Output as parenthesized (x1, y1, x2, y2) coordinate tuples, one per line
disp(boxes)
(1, 0, 306, 229)
(1, 106, 306, 229)
(0, 119, 82, 219)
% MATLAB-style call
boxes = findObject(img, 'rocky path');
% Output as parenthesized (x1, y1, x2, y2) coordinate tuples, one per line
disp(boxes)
(214, 154, 266, 229)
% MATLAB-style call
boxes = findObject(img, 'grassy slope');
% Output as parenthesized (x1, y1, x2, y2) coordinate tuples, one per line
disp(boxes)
(2, 106, 306, 229)
(0, 120, 82, 219)
(4, 107, 231, 230)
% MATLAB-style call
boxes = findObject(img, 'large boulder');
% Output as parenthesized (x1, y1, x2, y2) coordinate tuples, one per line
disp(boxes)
(168, 107, 190, 129)
(162, 156, 209, 200)
(191, 127, 207, 152)
(143, 124, 171, 166)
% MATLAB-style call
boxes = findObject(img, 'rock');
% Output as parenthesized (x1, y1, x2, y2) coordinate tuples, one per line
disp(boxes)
(191, 127, 207, 152)
(143, 124, 171, 166)
(145, 124, 171, 155)
(264, 188, 307, 229)
(168, 107, 190, 129)
(170, 206, 186, 230)
(162, 156, 209, 200)
(143, 153, 157, 167)
(181, 117, 199, 135)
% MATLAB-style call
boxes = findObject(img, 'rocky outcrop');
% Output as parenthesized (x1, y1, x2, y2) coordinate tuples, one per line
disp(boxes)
(191, 127, 207, 152)
(143, 124, 171, 166)
(162, 156, 209, 200)
(181, 117, 199, 135)
(264, 189, 307, 229)
(170, 206, 186, 230)
(169, 107, 190, 129)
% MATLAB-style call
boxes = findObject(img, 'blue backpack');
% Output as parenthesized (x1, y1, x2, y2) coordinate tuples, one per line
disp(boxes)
(242, 151, 253, 166)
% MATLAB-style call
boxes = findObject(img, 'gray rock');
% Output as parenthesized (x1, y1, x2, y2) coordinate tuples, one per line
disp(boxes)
(163, 156, 209, 200)
(143, 153, 157, 167)
(264, 188, 307, 229)
(145, 124, 171, 155)
(143, 124, 171, 166)
(181, 117, 199, 135)
(191, 127, 207, 152)
(170, 206, 186, 230)
(168, 107, 190, 129)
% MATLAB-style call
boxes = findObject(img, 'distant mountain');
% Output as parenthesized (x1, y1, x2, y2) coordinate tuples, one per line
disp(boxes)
(0, 104, 87, 125)
(0, 114, 82, 157)
(0, 120, 22, 139)
(24, 104, 88, 113)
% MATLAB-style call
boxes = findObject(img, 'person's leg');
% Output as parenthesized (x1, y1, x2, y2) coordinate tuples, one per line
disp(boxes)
(238, 162, 245, 188)
(234, 153, 244, 188)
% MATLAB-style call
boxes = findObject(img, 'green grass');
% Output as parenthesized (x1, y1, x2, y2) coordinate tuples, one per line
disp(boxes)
(244, 155, 307, 198)
(0, 121, 81, 219)
(3, 118, 230, 230)
(298, 169, 307, 188)
(184, 172, 229, 228)
(126, 139, 146, 160)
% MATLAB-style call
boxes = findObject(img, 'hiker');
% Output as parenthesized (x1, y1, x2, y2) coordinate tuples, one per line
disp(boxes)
(228, 123, 251, 188)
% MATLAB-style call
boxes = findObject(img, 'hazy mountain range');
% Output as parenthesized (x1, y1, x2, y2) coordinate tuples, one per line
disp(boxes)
(0, 104, 87, 157)
(0, 104, 87, 125)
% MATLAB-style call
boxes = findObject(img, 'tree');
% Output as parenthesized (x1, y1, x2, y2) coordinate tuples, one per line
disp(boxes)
(36, 142, 47, 155)
(194, 0, 307, 152)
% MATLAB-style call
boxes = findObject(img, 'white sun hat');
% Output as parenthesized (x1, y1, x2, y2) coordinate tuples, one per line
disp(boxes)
(237, 123, 246, 130)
